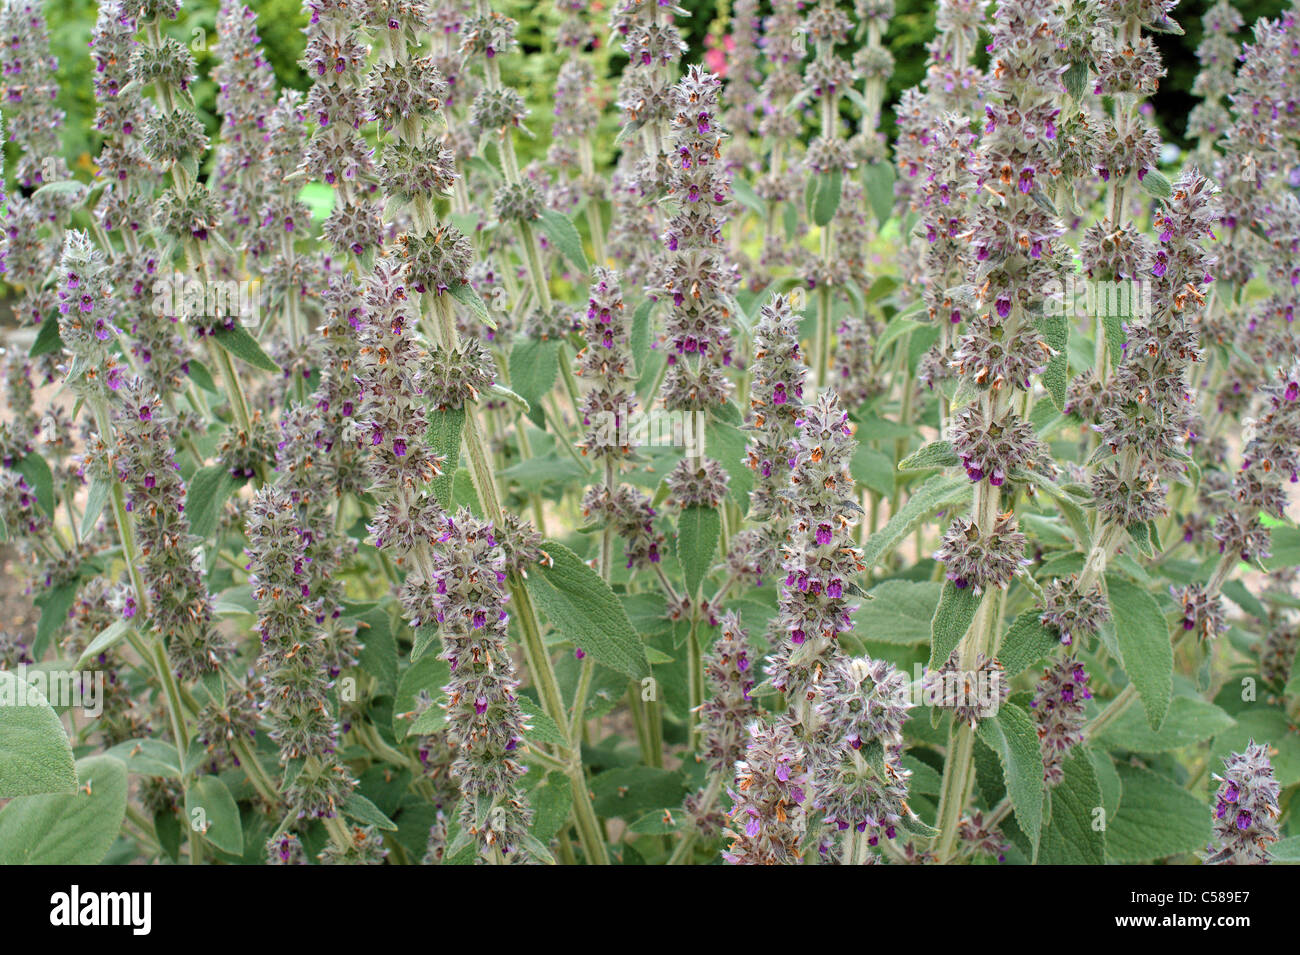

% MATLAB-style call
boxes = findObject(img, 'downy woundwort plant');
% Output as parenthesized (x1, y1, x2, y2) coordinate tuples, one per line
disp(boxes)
(1, 0, 1298, 871)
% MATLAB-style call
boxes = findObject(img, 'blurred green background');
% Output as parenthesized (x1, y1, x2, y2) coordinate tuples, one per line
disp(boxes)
(36, 0, 1295, 180)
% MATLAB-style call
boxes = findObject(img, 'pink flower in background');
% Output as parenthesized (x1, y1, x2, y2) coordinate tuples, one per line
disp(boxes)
(704, 33, 736, 76)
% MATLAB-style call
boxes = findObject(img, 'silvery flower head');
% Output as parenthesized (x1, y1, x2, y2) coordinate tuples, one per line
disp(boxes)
(699, 612, 760, 779)
(1207, 740, 1281, 865)
(57, 231, 124, 401)
(1030, 656, 1091, 786)
(724, 719, 808, 865)
(812, 655, 913, 839)
(767, 392, 866, 711)
(422, 508, 534, 862)
(744, 293, 808, 521)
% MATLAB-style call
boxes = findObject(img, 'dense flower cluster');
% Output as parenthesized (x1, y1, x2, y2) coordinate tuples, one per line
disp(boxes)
(766, 392, 864, 718)
(247, 486, 353, 818)
(698, 612, 759, 780)
(576, 268, 638, 461)
(653, 66, 737, 413)
(812, 655, 913, 843)
(421, 509, 534, 863)
(1207, 741, 1281, 865)
(112, 382, 230, 683)
(723, 720, 808, 865)
(1030, 656, 1090, 785)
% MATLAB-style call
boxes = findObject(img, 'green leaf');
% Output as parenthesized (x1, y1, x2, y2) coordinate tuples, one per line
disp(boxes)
(1106, 573, 1173, 730)
(103, 738, 181, 778)
(29, 316, 64, 357)
(627, 810, 682, 834)
(519, 696, 567, 746)
(448, 281, 496, 329)
(1101, 313, 1125, 371)
(1097, 696, 1235, 753)
(32, 179, 87, 200)
(1036, 311, 1069, 411)
(861, 475, 969, 570)
(154, 808, 181, 862)
(34, 581, 80, 657)
(426, 408, 464, 510)
(0, 755, 126, 863)
(856, 580, 941, 645)
(898, 810, 939, 839)
(15, 452, 55, 518)
(80, 477, 110, 538)
(75, 617, 132, 668)
(782, 201, 798, 242)
(875, 315, 924, 353)
(527, 541, 650, 680)
(850, 445, 894, 497)
(537, 208, 589, 272)
(730, 176, 767, 218)
(1063, 60, 1089, 101)
(977, 703, 1045, 857)
(509, 338, 561, 429)
(590, 766, 687, 818)
(900, 754, 942, 795)
(343, 793, 398, 831)
(488, 383, 530, 416)
(1140, 168, 1173, 200)
(1221, 579, 1267, 620)
(704, 418, 753, 508)
(519, 832, 557, 864)
(1263, 526, 1300, 571)
(394, 655, 450, 741)
(0, 669, 77, 797)
(1000, 609, 1060, 677)
(677, 505, 720, 596)
(1090, 748, 1123, 821)
(864, 161, 895, 226)
(212, 323, 280, 372)
(187, 358, 219, 393)
(529, 773, 573, 843)
(185, 774, 244, 856)
(928, 580, 983, 669)
(630, 299, 653, 373)
(811, 169, 842, 227)
(185, 464, 239, 540)
(899, 440, 959, 473)
(1272, 835, 1300, 863)
(453, 468, 483, 517)
(1037, 750, 1105, 864)
(355, 606, 398, 696)
(1106, 764, 1210, 862)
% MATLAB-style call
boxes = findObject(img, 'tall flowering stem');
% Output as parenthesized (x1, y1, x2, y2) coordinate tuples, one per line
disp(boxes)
(754, 0, 807, 278)
(134, 2, 258, 449)
(761, 390, 869, 858)
(801, 0, 855, 387)
(426, 509, 535, 863)
(932, 0, 1067, 862)
(1207, 740, 1281, 865)
(655, 66, 739, 749)
(344, 4, 612, 863)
